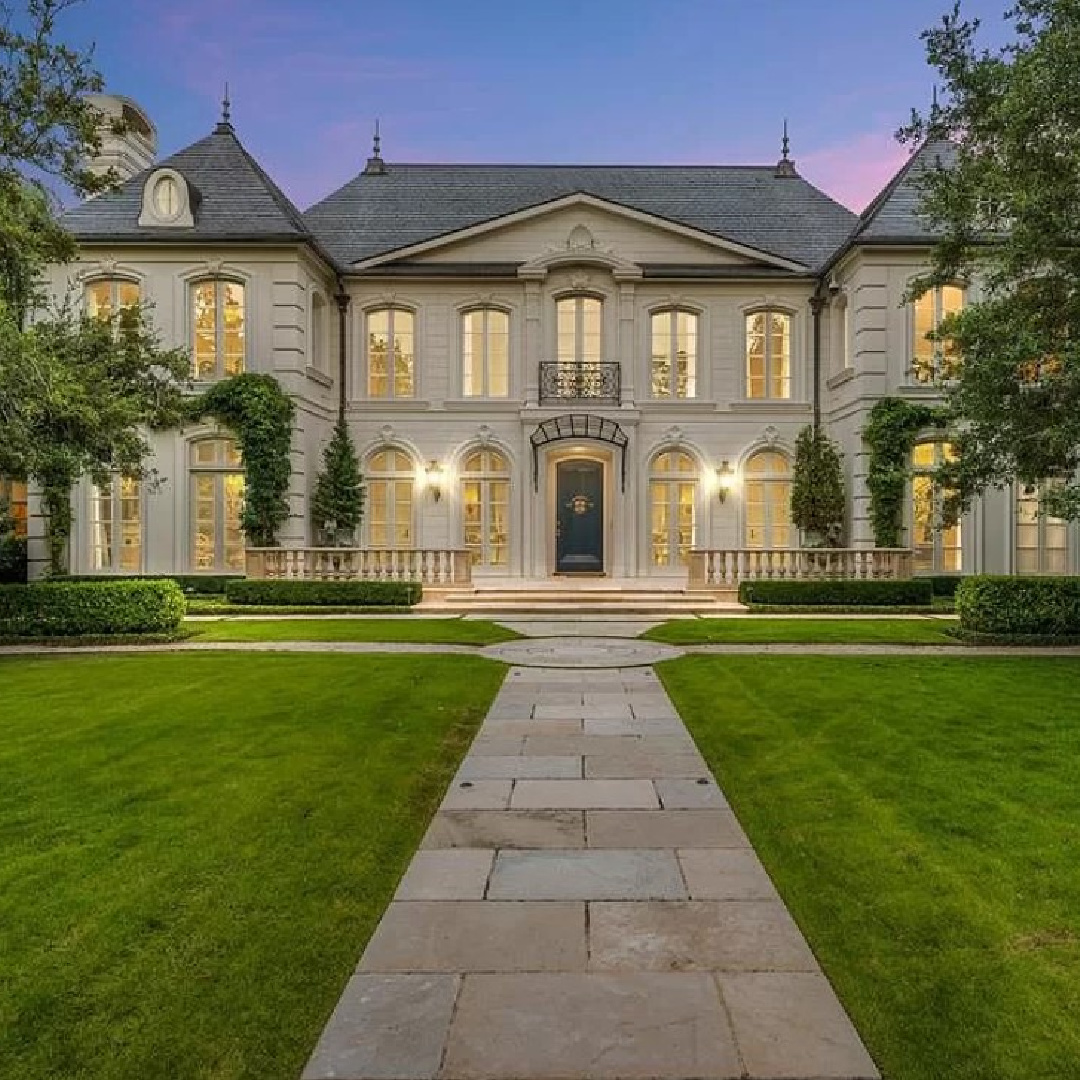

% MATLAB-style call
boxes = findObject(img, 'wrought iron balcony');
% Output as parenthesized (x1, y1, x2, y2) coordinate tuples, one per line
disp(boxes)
(539, 361, 621, 405)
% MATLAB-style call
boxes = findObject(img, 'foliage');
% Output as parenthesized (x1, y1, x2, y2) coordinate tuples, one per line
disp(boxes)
(190, 374, 295, 548)
(927, 573, 963, 598)
(863, 398, 946, 547)
(0, 578, 185, 635)
(0, 299, 190, 573)
(737, 578, 933, 607)
(901, 0, 1080, 520)
(791, 425, 846, 545)
(310, 418, 363, 545)
(0, 496, 25, 583)
(68, 573, 242, 595)
(225, 579, 422, 607)
(956, 574, 1080, 637)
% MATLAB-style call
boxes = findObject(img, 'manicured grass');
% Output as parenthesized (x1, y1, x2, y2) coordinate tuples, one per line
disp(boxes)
(187, 617, 519, 645)
(644, 617, 958, 644)
(659, 656, 1080, 1080)
(0, 653, 504, 1080)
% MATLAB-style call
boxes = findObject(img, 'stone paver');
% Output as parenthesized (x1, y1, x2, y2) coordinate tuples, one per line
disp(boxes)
(302, 656, 880, 1080)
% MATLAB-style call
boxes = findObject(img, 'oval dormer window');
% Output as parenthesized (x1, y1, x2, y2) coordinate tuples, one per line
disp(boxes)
(153, 175, 180, 219)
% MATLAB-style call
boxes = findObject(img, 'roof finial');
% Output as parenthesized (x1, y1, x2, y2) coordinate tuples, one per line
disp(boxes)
(775, 118, 797, 178)
(362, 117, 388, 176)
(222, 82, 231, 124)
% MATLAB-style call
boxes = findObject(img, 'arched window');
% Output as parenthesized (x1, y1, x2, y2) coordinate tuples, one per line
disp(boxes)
(746, 310, 791, 399)
(367, 308, 415, 398)
(91, 476, 142, 572)
(649, 450, 697, 567)
(190, 438, 245, 571)
(1015, 481, 1067, 574)
(462, 449, 510, 567)
(311, 292, 327, 373)
(192, 280, 245, 379)
(911, 442, 961, 572)
(744, 451, 793, 549)
(85, 278, 140, 320)
(650, 309, 698, 399)
(366, 449, 414, 547)
(912, 284, 963, 383)
(462, 309, 509, 398)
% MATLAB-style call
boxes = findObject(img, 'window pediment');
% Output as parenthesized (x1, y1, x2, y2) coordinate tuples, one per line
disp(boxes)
(139, 167, 197, 228)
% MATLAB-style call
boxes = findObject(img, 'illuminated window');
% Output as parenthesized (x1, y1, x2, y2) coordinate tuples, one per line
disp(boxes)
(85, 279, 140, 321)
(557, 296, 602, 366)
(746, 311, 791, 399)
(650, 310, 698, 399)
(744, 451, 793, 549)
(462, 309, 509, 398)
(367, 308, 414, 398)
(92, 477, 142, 572)
(912, 285, 964, 383)
(1016, 482, 1068, 574)
(462, 450, 510, 567)
(650, 451, 697, 567)
(366, 450, 414, 546)
(911, 442, 961, 572)
(0, 477, 28, 539)
(192, 280, 245, 380)
(189, 439, 245, 572)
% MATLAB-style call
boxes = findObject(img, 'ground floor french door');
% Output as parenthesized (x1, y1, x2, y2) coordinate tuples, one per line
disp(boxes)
(555, 459, 604, 574)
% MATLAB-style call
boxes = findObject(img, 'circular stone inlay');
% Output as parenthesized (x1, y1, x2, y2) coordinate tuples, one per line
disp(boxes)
(480, 636, 684, 669)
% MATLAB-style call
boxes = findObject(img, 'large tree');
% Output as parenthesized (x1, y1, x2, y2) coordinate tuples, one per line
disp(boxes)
(903, 0, 1080, 520)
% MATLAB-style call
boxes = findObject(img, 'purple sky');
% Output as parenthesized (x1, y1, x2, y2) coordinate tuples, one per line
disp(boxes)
(60, 0, 1009, 212)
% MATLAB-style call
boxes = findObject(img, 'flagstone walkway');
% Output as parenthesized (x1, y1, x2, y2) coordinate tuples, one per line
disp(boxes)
(302, 658, 880, 1080)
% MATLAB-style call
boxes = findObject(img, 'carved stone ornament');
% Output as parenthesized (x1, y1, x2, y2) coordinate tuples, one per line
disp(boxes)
(477, 424, 493, 446)
(570, 273, 593, 291)
(763, 425, 779, 446)
(567, 224, 595, 251)
(380, 423, 396, 442)
(205, 259, 222, 275)
(664, 425, 685, 447)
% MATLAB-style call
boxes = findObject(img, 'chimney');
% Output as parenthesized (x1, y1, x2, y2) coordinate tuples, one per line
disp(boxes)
(84, 93, 157, 185)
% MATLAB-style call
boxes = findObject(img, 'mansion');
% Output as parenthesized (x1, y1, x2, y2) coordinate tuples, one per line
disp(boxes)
(9, 94, 1075, 582)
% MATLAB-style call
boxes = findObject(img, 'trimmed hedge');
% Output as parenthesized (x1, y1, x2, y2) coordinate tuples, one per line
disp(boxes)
(956, 576, 1080, 637)
(0, 579, 186, 636)
(68, 574, 241, 595)
(738, 579, 934, 607)
(928, 575, 964, 598)
(225, 579, 422, 607)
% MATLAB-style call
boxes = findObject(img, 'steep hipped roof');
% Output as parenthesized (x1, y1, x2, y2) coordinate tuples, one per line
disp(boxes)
(302, 164, 857, 272)
(61, 121, 312, 244)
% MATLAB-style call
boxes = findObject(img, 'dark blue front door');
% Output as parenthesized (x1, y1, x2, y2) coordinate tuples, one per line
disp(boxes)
(556, 460, 604, 573)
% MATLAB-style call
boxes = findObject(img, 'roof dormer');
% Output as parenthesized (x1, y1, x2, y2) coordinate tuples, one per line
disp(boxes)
(138, 167, 197, 227)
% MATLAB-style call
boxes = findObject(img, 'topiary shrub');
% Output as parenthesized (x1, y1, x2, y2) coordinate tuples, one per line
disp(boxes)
(0, 579, 185, 636)
(225, 579, 421, 607)
(928, 574, 964, 598)
(791, 425, 846, 545)
(67, 574, 241, 595)
(956, 576, 1080, 637)
(738, 579, 933, 607)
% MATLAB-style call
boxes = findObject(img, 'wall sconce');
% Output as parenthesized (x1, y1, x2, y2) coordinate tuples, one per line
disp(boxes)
(425, 460, 444, 502)
(716, 460, 734, 504)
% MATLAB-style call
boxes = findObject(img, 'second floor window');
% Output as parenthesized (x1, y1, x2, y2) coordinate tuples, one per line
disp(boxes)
(462, 309, 509, 397)
(311, 293, 328, 374)
(746, 310, 791, 399)
(368, 308, 414, 398)
(556, 296, 602, 366)
(912, 284, 963, 383)
(86, 279, 140, 320)
(650, 309, 698, 398)
(193, 280, 245, 380)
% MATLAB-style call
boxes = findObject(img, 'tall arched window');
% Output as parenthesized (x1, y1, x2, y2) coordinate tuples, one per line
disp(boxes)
(649, 450, 697, 567)
(85, 278, 140, 320)
(366, 449, 414, 547)
(746, 310, 791, 399)
(744, 451, 793, 549)
(650, 309, 698, 399)
(462, 308, 509, 398)
(912, 284, 963, 383)
(190, 439, 245, 571)
(1016, 482, 1067, 574)
(192, 280, 245, 379)
(462, 449, 510, 567)
(911, 442, 961, 572)
(367, 308, 415, 398)
(92, 476, 142, 572)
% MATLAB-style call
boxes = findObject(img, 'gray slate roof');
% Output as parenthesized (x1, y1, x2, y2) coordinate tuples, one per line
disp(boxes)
(850, 140, 956, 243)
(302, 164, 857, 272)
(61, 121, 311, 243)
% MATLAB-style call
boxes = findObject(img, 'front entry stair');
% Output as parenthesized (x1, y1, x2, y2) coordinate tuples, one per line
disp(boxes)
(421, 584, 740, 616)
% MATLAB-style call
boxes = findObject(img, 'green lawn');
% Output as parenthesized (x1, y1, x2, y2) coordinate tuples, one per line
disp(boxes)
(186, 617, 518, 644)
(659, 656, 1080, 1080)
(0, 653, 505, 1080)
(644, 617, 958, 644)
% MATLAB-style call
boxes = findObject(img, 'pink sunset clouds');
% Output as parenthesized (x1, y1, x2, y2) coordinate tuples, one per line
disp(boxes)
(800, 131, 913, 213)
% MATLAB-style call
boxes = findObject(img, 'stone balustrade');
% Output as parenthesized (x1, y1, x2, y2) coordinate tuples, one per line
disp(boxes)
(245, 547, 472, 586)
(687, 547, 913, 590)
